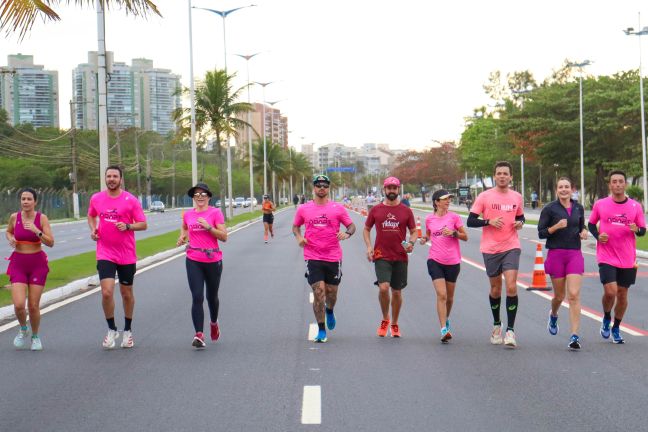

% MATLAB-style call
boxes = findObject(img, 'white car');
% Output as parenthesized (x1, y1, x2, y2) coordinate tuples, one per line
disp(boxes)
(234, 197, 246, 208)
(245, 197, 258, 207)
(150, 201, 165, 212)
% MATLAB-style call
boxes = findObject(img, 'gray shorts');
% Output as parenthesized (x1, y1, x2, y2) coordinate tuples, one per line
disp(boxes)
(482, 249, 521, 277)
(374, 259, 408, 290)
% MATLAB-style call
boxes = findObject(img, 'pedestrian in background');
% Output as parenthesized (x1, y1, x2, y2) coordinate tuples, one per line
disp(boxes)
(6, 188, 54, 351)
(177, 183, 227, 349)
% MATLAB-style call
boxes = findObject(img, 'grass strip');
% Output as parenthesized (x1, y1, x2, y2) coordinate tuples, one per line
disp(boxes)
(0, 209, 263, 307)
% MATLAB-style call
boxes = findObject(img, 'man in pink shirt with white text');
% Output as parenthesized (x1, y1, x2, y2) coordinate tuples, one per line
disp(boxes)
(88, 166, 147, 349)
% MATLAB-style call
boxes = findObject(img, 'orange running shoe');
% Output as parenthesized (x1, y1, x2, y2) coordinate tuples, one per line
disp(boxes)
(377, 319, 390, 337)
(390, 323, 401, 338)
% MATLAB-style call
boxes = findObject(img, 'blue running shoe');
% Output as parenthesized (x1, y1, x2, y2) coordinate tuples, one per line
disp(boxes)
(547, 311, 559, 336)
(445, 319, 451, 333)
(600, 317, 611, 339)
(440, 326, 452, 343)
(326, 309, 336, 331)
(611, 327, 625, 344)
(568, 334, 581, 350)
(314, 329, 328, 343)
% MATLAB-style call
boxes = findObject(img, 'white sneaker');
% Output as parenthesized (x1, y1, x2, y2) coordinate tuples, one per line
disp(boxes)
(13, 328, 30, 349)
(490, 325, 503, 345)
(121, 330, 134, 348)
(504, 329, 517, 347)
(31, 336, 43, 351)
(102, 329, 120, 349)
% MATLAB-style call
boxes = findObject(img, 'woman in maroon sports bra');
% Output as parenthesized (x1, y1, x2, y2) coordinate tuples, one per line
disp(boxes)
(5, 188, 54, 351)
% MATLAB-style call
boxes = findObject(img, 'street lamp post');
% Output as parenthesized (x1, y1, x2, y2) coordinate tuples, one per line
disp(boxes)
(267, 100, 282, 200)
(255, 81, 274, 195)
(187, 0, 198, 185)
(193, 4, 256, 218)
(625, 19, 648, 210)
(567, 60, 592, 206)
(235, 53, 260, 212)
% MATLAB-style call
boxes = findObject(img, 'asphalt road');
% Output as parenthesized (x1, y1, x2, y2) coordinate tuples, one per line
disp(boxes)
(1, 206, 648, 431)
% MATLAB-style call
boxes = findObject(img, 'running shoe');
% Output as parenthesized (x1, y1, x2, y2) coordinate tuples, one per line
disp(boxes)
(390, 324, 401, 338)
(120, 330, 134, 348)
(547, 312, 559, 336)
(504, 329, 517, 347)
(102, 329, 120, 349)
(600, 317, 611, 339)
(377, 319, 390, 337)
(264, 234, 268, 244)
(13, 328, 30, 349)
(271, 231, 274, 238)
(611, 327, 625, 344)
(441, 326, 452, 343)
(192, 332, 206, 348)
(314, 329, 327, 343)
(568, 334, 581, 350)
(445, 319, 452, 333)
(325, 309, 336, 331)
(490, 325, 503, 345)
(210, 321, 220, 342)
(31, 336, 42, 351)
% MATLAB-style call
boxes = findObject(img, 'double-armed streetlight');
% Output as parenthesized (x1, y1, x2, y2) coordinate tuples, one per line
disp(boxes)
(567, 59, 592, 206)
(235, 53, 260, 212)
(254, 81, 274, 195)
(624, 20, 648, 209)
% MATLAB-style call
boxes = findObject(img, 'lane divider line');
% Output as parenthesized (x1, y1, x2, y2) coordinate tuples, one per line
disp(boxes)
(460, 256, 648, 336)
(301, 385, 322, 425)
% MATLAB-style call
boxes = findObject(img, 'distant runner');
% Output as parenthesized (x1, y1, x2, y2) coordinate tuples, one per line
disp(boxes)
(262, 195, 276, 243)
(467, 161, 525, 348)
(588, 170, 646, 344)
(88, 165, 147, 349)
(293, 174, 355, 343)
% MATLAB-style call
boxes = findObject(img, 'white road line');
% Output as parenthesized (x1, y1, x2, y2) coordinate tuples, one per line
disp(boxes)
(309, 292, 314, 304)
(308, 323, 318, 341)
(58, 240, 67, 244)
(75, 237, 83, 240)
(301, 385, 322, 425)
(460, 257, 645, 336)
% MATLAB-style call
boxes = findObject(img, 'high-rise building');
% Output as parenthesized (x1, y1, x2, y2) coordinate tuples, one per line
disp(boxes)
(237, 102, 288, 151)
(0, 54, 59, 128)
(72, 52, 180, 135)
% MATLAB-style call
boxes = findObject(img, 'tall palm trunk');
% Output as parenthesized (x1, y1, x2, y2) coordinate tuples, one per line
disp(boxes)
(216, 133, 226, 217)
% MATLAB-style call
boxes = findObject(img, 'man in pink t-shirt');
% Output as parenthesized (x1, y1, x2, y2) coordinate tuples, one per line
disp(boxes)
(88, 166, 147, 349)
(588, 170, 646, 344)
(467, 161, 525, 348)
(293, 174, 356, 343)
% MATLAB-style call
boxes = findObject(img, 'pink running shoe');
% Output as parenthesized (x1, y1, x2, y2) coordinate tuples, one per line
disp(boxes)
(210, 321, 220, 342)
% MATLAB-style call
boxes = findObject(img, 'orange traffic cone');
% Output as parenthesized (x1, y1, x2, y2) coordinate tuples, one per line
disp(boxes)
(527, 243, 551, 291)
(416, 216, 422, 238)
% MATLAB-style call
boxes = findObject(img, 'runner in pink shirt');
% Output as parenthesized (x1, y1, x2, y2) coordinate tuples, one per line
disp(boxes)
(88, 166, 147, 349)
(467, 161, 525, 348)
(588, 170, 646, 344)
(420, 189, 467, 343)
(177, 183, 227, 349)
(293, 174, 355, 343)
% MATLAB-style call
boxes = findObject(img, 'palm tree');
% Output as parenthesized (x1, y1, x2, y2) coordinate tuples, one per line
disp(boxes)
(175, 69, 253, 217)
(1, 0, 160, 39)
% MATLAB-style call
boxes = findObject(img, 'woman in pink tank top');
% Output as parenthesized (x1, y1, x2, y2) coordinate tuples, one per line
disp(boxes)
(5, 188, 54, 351)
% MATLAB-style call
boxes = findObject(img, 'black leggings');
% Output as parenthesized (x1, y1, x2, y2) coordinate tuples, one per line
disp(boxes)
(186, 258, 223, 333)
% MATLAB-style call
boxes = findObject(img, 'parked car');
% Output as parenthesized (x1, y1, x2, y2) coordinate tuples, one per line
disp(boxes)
(245, 197, 258, 207)
(233, 197, 245, 208)
(215, 198, 233, 208)
(150, 201, 165, 212)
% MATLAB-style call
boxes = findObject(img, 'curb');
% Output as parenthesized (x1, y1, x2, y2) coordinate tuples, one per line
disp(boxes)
(0, 215, 261, 324)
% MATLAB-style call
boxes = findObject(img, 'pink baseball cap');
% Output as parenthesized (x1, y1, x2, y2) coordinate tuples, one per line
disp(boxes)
(383, 176, 401, 187)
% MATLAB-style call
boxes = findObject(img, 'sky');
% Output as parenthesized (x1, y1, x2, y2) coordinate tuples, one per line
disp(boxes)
(2, 0, 648, 151)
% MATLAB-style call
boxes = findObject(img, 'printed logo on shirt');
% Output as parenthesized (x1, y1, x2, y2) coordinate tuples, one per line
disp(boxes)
(491, 203, 517, 211)
(101, 208, 119, 223)
(189, 222, 208, 231)
(607, 213, 630, 226)
(381, 213, 400, 230)
(309, 214, 330, 228)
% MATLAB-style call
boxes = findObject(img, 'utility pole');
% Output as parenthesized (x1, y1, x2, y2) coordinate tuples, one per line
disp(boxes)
(172, 147, 177, 208)
(134, 131, 142, 201)
(146, 145, 152, 209)
(69, 101, 80, 219)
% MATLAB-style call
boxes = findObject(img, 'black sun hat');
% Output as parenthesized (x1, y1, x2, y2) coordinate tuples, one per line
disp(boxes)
(187, 182, 213, 198)
(432, 189, 455, 201)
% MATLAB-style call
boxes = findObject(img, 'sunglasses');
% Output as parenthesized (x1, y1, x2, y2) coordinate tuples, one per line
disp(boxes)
(314, 183, 329, 189)
(193, 192, 209, 197)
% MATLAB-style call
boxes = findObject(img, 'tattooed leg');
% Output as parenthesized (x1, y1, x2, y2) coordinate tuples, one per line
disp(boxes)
(325, 284, 339, 310)
(312, 282, 326, 323)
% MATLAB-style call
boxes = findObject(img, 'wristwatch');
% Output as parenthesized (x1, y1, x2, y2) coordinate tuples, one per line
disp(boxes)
(38, 231, 43, 238)
(452, 231, 459, 238)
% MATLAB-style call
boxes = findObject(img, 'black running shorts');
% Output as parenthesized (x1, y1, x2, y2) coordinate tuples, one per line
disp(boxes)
(598, 263, 637, 288)
(305, 260, 342, 285)
(427, 259, 461, 283)
(263, 213, 274, 224)
(97, 260, 137, 285)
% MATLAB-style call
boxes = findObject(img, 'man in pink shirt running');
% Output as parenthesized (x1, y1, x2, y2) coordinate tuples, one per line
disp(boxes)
(88, 166, 147, 349)
(588, 170, 646, 344)
(293, 174, 356, 343)
(467, 161, 525, 348)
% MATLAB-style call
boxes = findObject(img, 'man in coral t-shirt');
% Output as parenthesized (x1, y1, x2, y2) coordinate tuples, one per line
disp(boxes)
(88, 165, 147, 349)
(363, 176, 417, 338)
(467, 161, 525, 348)
(588, 170, 646, 344)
